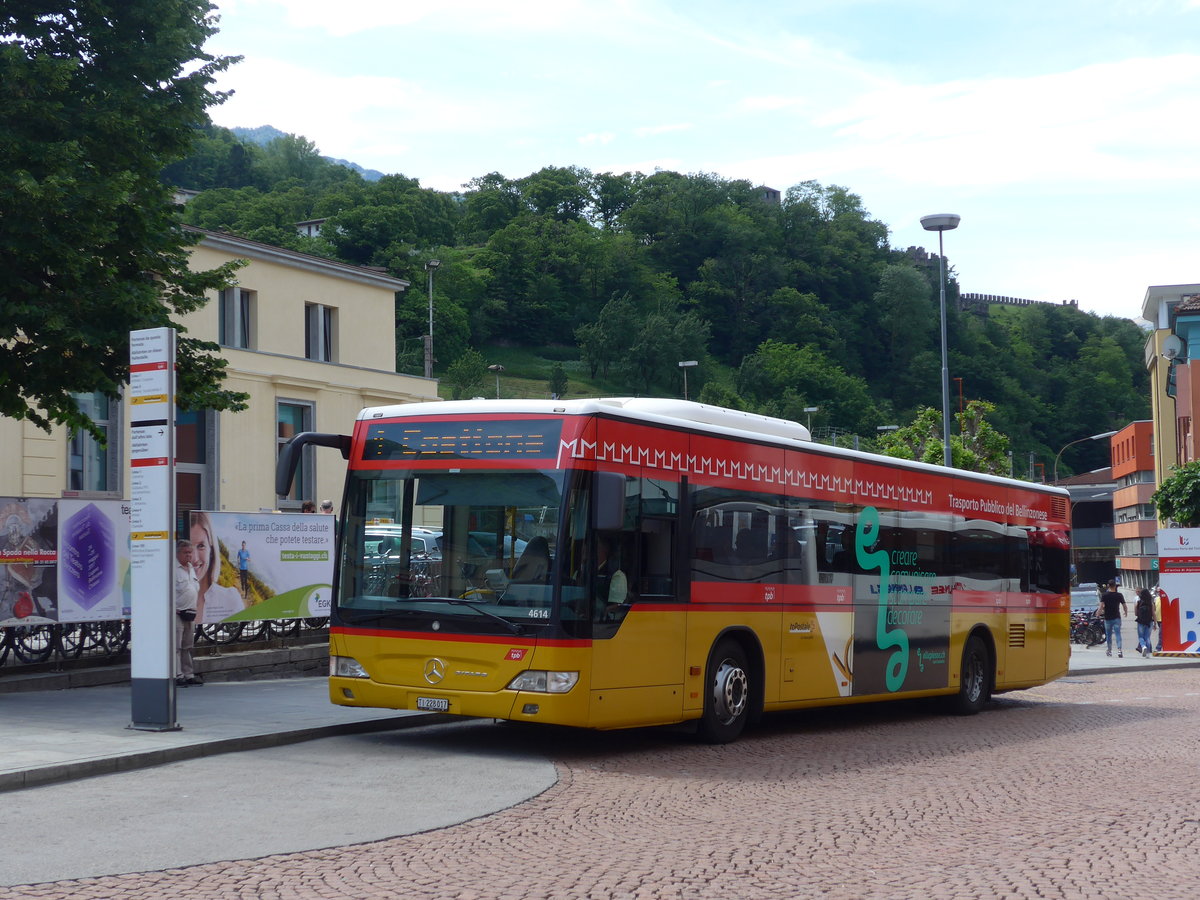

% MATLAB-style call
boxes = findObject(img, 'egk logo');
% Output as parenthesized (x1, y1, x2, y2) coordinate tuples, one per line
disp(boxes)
(855, 506, 909, 692)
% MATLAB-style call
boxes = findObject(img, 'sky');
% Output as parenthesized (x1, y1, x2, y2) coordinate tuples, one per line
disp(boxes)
(204, 0, 1200, 322)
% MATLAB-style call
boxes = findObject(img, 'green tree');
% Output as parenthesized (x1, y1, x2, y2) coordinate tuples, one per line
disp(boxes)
(1152, 461, 1200, 527)
(444, 348, 487, 401)
(877, 401, 1012, 475)
(577, 292, 638, 379)
(548, 363, 568, 400)
(737, 340, 880, 433)
(874, 264, 936, 403)
(1, 1, 248, 437)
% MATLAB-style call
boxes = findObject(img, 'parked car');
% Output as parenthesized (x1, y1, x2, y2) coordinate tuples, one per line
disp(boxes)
(469, 531, 528, 559)
(365, 526, 442, 559)
(1070, 582, 1101, 611)
(366, 527, 527, 563)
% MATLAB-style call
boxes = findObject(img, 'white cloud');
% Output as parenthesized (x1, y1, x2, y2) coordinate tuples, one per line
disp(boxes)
(735, 55, 1200, 190)
(218, 0, 632, 38)
(633, 123, 693, 138)
(738, 95, 805, 113)
(578, 132, 616, 146)
(208, 56, 514, 171)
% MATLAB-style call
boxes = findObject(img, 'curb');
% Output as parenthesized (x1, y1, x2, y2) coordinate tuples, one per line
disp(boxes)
(1067, 658, 1200, 677)
(0, 711, 449, 794)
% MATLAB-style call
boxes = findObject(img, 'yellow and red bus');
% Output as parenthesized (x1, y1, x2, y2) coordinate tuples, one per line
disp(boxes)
(277, 398, 1071, 742)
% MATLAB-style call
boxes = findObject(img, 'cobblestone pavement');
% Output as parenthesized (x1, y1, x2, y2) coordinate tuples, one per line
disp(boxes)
(4, 669, 1197, 900)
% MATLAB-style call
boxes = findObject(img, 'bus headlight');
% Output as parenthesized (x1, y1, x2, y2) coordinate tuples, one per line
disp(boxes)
(507, 670, 579, 693)
(331, 656, 370, 679)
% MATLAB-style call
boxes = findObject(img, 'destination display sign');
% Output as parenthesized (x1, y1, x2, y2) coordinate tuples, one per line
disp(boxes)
(361, 419, 563, 461)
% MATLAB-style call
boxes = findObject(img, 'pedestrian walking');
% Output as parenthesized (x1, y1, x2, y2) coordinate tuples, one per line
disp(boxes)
(1099, 580, 1127, 658)
(1135, 588, 1155, 658)
(1154, 586, 1165, 651)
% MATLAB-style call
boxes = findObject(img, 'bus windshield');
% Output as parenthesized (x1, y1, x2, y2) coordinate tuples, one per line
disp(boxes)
(338, 467, 567, 632)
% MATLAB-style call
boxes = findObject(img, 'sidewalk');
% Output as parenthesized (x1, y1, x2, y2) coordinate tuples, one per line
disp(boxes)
(3, 641, 1198, 795)
(0, 677, 440, 793)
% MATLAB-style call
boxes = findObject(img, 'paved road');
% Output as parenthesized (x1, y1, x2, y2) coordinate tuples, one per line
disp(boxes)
(0, 721, 555, 886)
(3, 667, 1198, 899)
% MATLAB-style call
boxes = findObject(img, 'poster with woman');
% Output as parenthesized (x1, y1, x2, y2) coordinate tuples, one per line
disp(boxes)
(190, 511, 334, 624)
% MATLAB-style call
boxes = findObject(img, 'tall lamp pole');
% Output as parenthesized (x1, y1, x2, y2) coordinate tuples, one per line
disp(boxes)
(423, 259, 441, 379)
(1053, 430, 1118, 483)
(678, 360, 698, 401)
(487, 364, 505, 399)
(921, 214, 960, 468)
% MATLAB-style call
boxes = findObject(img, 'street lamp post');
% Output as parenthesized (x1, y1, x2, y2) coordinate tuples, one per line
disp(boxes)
(1053, 430, 1118, 483)
(487, 364, 504, 399)
(423, 259, 441, 379)
(920, 213, 960, 468)
(678, 360, 698, 401)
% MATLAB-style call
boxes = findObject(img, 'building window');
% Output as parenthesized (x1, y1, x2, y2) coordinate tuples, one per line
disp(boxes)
(305, 303, 336, 362)
(219, 288, 255, 349)
(68, 392, 120, 494)
(1119, 537, 1158, 556)
(277, 400, 314, 507)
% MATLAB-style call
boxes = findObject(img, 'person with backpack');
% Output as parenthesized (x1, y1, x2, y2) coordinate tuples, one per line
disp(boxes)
(1135, 588, 1155, 658)
(1099, 581, 1128, 658)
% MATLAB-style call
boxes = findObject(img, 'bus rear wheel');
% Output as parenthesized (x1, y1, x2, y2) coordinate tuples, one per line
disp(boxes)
(952, 634, 992, 715)
(697, 638, 751, 743)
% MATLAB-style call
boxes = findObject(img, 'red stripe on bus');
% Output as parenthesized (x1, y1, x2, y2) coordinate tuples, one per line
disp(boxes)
(332, 626, 591, 647)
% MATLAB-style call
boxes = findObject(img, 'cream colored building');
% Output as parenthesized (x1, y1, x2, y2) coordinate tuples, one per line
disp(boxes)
(1142, 283, 1200, 486)
(0, 228, 437, 520)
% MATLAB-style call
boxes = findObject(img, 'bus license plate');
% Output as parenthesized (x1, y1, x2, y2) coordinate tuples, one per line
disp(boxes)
(416, 697, 449, 712)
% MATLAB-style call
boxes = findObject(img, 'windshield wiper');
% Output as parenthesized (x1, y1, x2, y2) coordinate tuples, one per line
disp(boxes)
(436, 597, 525, 635)
(341, 607, 421, 625)
(341, 597, 526, 634)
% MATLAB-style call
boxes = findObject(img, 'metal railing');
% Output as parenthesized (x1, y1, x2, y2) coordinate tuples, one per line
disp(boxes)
(0, 618, 330, 671)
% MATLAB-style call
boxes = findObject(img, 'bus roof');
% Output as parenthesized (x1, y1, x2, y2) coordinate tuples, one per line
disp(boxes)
(357, 397, 1068, 498)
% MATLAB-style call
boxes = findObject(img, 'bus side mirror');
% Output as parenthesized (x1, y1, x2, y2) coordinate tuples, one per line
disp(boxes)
(593, 472, 625, 531)
(275, 432, 352, 497)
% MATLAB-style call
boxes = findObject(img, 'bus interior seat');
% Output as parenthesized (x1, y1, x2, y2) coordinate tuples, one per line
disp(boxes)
(510, 535, 550, 582)
(736, 527, 767, 563)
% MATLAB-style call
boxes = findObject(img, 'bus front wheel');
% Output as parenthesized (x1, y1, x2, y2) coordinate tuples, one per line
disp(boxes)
(952, 634, 992, 715)
(697, 638, 751, 743)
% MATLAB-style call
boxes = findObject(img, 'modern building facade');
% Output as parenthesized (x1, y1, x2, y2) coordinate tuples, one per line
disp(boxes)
(1111, 420, 1157, 591)
(0, 228, 438, 524)
(1058, 468, 1117, 587)
(1142, 283, 1200, 480)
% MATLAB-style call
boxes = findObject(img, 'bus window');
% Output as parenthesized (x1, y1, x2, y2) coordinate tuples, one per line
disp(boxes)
(337, 468, 565, 628)
(690, 486, 789, 584)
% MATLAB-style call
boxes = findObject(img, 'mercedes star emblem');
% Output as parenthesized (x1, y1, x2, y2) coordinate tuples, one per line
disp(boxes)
(424, 657, 446, 684)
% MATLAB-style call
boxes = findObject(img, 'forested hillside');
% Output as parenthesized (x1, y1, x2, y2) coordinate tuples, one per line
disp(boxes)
(167, 124, 1149, 478)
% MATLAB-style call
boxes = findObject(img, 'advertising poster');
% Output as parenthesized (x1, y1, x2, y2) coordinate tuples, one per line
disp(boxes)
(0, 498, 59, 626)
(1157, 528, 1200, 653)
(57, 500, 132, 623)
(189, 511, 334, 624)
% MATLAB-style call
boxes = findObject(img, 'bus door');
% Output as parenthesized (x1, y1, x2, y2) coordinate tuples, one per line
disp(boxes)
(1006, 524, 1069, 684)
(583, 472, 687, 728)
(788, 506, 856, 702)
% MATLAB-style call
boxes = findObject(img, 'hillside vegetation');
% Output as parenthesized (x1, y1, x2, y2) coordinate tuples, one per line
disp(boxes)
(167, 124, 1149, 478)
